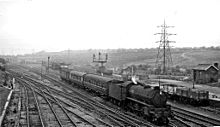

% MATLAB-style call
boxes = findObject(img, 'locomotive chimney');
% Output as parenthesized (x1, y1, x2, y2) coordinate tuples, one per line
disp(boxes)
(214, 63, 218, 69)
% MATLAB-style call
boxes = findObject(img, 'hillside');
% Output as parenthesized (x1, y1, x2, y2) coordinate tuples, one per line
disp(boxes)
(15, 47, 220, 69)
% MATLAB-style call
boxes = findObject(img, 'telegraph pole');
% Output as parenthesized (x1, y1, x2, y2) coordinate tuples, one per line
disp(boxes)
(67, 48, 70, 61)
(155, 20, 176, 74)
(48, 56, 50, 74)
(41, 61, 43, 80)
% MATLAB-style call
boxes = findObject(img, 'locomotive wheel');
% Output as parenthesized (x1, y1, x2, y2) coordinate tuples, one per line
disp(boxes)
(109, 98, 112, 103)
(117, 101, 121, 106)
(156, 117, 166, 125)
(163, 118, 169, 125)
(113, 99, 116, 104)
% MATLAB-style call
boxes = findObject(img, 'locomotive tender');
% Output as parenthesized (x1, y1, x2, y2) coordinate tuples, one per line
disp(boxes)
(60, 68, 172, 125)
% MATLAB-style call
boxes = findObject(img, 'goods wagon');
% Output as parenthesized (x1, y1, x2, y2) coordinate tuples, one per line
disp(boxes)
(209, 98, 220, 107)
(189, 88, 209, 100)
(176, 87, 209, 105)
(160, 83, 209, 106)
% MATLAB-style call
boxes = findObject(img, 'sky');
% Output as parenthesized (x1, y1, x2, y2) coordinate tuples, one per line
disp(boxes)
(0, 0, 220, 55)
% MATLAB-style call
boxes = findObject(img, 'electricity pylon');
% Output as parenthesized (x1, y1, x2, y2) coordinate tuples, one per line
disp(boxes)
(155, 20, 176, 74)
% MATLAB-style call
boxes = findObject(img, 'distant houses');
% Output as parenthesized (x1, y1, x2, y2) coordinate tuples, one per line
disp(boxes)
(192, 63, 219, 84)
(121, 65, 149, 80)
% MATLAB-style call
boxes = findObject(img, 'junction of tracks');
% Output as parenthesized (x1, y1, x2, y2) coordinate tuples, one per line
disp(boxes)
(0, 64, 220, 127)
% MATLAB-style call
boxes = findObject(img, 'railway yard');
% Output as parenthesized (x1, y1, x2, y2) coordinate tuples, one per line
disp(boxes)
(1, 0, 220, 126)
(0, 63, 220, 127)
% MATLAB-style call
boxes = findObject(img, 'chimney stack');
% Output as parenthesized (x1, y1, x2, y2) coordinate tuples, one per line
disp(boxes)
(214, 63, 218, 69)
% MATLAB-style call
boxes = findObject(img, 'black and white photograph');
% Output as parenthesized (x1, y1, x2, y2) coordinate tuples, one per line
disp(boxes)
(0, 0, 220, 126)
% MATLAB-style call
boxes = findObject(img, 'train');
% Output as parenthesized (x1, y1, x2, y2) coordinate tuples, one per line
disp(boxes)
(60, 68, 172, 125)
(160, 83, 209, 106)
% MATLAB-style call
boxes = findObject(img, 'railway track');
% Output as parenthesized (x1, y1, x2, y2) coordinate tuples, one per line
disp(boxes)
(8, 66, 157, 127)
(23, 65, 220, 127)
(9, 65, 198, 127)
(9, 70, 120, 126)
(24, 74, 148, 127)
(200, 106, 220, 115)
(17, 77, 110, 127)
(34, 66, 197, 127)
(25, 84, 45, 127)
(18, 84, 29, 126)
(172, 105, 220, 127)
(2, 79, 45, 127)
(39, 74, 155, 127)
(169, 117, 192, 127)
(19, 80, 60, 127)
(12, 74, 117, 126)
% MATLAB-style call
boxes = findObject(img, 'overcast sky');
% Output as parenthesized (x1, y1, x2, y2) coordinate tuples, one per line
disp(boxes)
(0, 0, 220, 55)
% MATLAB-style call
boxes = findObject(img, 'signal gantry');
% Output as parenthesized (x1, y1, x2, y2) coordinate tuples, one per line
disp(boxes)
(92, 52, 109, 75)
(92, 52, 108, 67)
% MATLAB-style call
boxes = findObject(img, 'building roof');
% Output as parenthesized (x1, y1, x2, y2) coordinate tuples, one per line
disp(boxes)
(84, 73, 121, 83)
(193, 64, 219, 71)
(70, 71, 86, 76)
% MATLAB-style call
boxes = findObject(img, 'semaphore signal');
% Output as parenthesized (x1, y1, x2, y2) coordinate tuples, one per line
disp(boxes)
(93, 52, 108, 67)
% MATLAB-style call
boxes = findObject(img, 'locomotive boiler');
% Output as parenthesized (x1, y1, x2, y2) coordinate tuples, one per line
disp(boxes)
(128, 85, 167, 108)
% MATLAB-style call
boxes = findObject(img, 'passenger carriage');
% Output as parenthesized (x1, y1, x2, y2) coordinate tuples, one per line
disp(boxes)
(83, 74, 115, 96)
(59, 69, 172, 125)
(60, 68, 72, 82)
(69, 71, 86, 87)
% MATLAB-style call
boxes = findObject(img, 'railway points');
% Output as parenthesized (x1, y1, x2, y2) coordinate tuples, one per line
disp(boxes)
(3, 65, 155, 127)
(1, 63, 220, 127)
(1, 4, 220, 126)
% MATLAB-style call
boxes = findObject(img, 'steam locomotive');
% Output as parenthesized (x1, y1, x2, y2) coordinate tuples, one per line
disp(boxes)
(60, 68, 172, 125)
